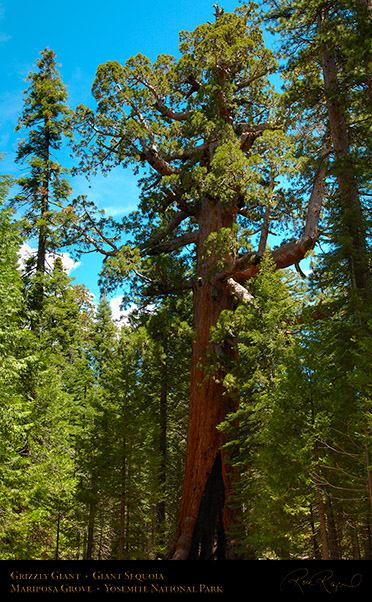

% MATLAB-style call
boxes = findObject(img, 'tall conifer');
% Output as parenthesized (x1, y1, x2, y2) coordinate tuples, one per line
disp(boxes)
(13, 49, 72, 314)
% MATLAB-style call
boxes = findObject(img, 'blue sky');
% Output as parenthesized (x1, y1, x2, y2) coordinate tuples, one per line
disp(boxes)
(0, 0, 275, 314)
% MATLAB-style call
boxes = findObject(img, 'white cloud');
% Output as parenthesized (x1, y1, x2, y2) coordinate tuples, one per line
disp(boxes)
(54, 251, 81, 274)
(101, 205, 128, 217)
(18, 244, 81, 275)
(18, 243, 37, 272)
(109, 295, 136, 325)
(109, 296, 157, 326)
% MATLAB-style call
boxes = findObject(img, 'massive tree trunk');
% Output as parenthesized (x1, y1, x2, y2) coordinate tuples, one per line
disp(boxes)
(167, 163, 327, 559)
(168, 201, 238, 560)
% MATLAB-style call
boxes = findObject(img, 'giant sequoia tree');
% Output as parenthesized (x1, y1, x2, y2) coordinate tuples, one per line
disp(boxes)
(73, 4, 328, 559)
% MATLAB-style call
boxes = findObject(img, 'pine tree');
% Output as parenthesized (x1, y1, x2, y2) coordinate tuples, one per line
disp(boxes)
(0, 212, 97, 559)
(0, 165, 40, 557)
(13, 48, 72, 315)
(133, 296, 192, 557)
(266, 0, 371, 302)
(71, 295, 121, 559)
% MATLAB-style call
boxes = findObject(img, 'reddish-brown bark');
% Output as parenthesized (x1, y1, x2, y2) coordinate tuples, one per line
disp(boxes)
(166, 157, 328, 558)
(168, 200, 239, 560)
(166, 161, 329, 558)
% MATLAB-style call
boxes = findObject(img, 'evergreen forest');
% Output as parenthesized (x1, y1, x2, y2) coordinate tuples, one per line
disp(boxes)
(1, 1, 372, 561)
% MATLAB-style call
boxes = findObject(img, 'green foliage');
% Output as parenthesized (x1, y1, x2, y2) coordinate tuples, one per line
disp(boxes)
(12, 48, 72, 281)
(211, 257, 307, 557)
(72, 4, 299, 303)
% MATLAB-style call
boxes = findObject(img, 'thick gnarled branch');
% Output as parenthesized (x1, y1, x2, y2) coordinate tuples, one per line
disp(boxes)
(142, 210, 190, 247)
(225, 159, 327, 283)
(135, 75, 191, 122)
(226, 277, 255, 304)
(144, 230, 198, 256)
